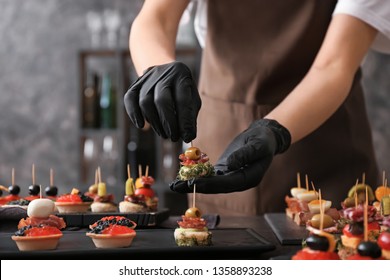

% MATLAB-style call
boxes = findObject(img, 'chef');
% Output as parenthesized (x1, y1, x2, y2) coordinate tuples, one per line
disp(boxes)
(124, 0, 390, 215)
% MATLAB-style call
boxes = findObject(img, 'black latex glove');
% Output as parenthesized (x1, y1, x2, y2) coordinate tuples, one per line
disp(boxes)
(170, 119, 291, 193)
(124, 61, 201, 143)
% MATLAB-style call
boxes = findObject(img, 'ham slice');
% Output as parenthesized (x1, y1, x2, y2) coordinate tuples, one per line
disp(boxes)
(18, 214, 66, 230)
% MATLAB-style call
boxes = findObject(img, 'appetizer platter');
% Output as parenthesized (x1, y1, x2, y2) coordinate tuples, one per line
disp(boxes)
(266, 172, 390, 256)
(0, 228, 274, 259)
(55, 164, 168, 228)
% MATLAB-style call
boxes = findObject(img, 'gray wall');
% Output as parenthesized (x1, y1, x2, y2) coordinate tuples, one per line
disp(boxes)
(0, 0, 143, 195)
(0, 0, 389, 199)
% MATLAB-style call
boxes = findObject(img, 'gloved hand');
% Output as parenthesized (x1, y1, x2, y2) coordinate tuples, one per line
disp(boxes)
(124, 61, 201, 143)
(170, 119, 291, 193)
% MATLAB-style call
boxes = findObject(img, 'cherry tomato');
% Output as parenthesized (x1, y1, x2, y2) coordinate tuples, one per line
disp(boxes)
(134, 187, 155, 198)
(292, 248, 340, 260)
(378, 231, 390, 250)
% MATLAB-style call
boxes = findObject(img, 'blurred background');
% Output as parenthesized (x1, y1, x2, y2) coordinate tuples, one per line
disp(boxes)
(0, 0, 389, 214)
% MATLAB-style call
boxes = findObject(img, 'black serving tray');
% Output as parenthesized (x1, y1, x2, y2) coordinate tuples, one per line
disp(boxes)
(264, 213, 307, 245)
(56, 208, 170, 228)
(0, 228, 275, 260)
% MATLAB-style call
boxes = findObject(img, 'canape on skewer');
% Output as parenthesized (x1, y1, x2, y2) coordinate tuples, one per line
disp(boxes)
(90, 167, 117, 213)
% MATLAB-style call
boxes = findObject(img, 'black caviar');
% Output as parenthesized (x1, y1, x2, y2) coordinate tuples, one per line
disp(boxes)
(7, 199, 30, 206)
(14, 225, 44, 236)
(89, 217, 135, 234)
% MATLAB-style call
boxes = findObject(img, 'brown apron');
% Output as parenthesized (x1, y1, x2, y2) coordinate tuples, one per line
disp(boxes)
(192, 0, 380, 215)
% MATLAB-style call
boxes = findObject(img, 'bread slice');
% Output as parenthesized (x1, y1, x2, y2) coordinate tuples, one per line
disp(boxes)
(174, 228, 212, 246)
(341, 235, 362, 249)
(382, 249, 390, 260)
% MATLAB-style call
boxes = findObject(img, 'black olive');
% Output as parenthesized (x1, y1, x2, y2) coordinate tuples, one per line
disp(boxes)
(348, 222, 364, 236)
(28, 184, 40, 195)
(45, 186, 58, 196)
(8, 185, 20, 195)
(0, 189, 2, 196)
(357, 241, 382, 258)
(305, 235, 329, 251)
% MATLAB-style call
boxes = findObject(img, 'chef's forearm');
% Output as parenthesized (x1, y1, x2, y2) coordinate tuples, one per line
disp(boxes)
(265, 66, 353, 143)
(266, 14, 378, 144)
(129, 0, 190, 75)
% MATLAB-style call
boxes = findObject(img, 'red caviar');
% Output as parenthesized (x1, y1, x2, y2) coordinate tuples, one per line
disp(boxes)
(24, 226, 62, 236)
(101, 225, 135, 235)
(56, 194, 82, 203)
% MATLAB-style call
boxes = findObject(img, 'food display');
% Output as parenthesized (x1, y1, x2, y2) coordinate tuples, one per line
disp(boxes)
(11, 198, 66, 251)
(86, 216, 137, 248)
(90, 167, 117, 213)
(174, 186, 212, 246)
(177, 146, 214, 181)
(55, 188, 93, 213)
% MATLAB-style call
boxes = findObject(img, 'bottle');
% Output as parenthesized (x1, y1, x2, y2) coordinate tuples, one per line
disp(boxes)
(82, 72, 99, 128)
(99, 72, 116, 128)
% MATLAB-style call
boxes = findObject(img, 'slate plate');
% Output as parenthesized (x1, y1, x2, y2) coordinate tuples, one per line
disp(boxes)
(0, 228, 275, 260)
(264, 213, 307, 245)
(57, 208, 170, 228)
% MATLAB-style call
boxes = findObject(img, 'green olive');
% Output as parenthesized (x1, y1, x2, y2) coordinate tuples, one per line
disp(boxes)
(185, 147, 201, 160)
(89, 184, 98, 194)
(185, 207, 202, 218)
(310, 214, 334, 229)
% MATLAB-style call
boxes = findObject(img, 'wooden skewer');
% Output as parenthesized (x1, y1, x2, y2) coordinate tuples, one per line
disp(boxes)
(191, 141, 193, 147)
(305, 174, 309, 191)
(310, 181, 316, 192)
(94, 169, 98, 186)
(354, 192, 358, 208)
(364, 186, 368, 241)
(98, 166, 101, 183)
(297, 172, 301, 189)
(354, 179, 359, 207)
(138, 164, 142, 178)
(193, 184, 196, 208)
(11, 168, 15, 186)
(50, 168, 54, 186)
(383, 170, 386, 187)
(362, 172, 366, 185)
(145, 165, 149, 178)
(319, 189, 324, 231)
(32, 164, 35, 185)
(127, 164, 131, 179)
